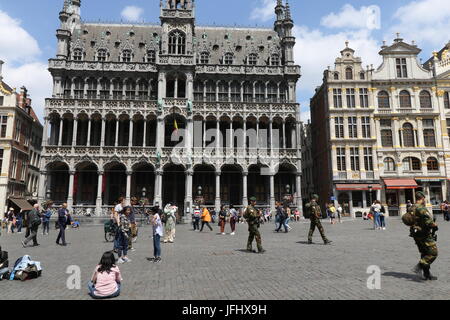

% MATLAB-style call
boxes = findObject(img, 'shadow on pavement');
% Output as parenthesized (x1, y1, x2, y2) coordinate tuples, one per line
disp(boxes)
(382, 272, 424, 283)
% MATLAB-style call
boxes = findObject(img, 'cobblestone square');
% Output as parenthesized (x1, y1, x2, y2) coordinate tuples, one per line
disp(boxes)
(1, 217, 449, 300)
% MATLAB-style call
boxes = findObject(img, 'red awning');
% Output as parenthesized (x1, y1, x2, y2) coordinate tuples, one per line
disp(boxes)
(336, 184, 382, 191)
(384, 179, 418, 189)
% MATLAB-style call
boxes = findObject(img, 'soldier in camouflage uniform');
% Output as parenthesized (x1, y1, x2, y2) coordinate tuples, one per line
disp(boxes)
(244, 197, 265, 253)
(305, 194, 332, 245)
(411, 191, 438, 280)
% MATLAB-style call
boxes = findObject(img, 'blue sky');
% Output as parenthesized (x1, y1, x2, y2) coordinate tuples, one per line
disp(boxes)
(0, 0, 449, 121)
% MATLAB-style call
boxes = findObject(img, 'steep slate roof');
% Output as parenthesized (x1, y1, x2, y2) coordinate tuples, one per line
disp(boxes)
(70, 22, 282, 65)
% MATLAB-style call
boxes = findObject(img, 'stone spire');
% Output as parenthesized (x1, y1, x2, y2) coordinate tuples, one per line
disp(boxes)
(285, 0, 292, 21)
(0, 60, 3, 83)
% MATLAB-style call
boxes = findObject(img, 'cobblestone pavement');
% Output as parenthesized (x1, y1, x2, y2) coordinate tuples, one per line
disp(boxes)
(0, 217, 449, 300)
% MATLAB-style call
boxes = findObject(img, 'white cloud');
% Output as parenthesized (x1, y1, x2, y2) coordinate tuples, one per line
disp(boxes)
(0, 10, 41, 64)
(390, 0, 450, 48)
(321, 4, 381, 30)
(121, 6, 144, 22)
(250, 0, 276, 22)
(3, 63, 52, 120)
(294, 26, 381, 94)
(0, 10, 50, 120)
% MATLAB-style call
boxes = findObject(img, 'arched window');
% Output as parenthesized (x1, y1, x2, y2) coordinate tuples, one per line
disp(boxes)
(345, 67, 353, 80)
(218, 81, 229, 102)
(402, 123, 415, 147)
(399, 90, 411, 108)
(97, 49, 108, 62)
(99, 78, 110, 99)
(205, 80, 215, 102)
(200, 52, 209, 64)
(270, 54, 280, 66)
(73, 78, 84, 99)
(125, 79, 136, 99)
(403, 157, 421, 171)
(73, 48, 83, 61)
(243, 82, 253, 102)
(384, 158, 395, 172)
(419, 90, 432, 109)
(247, 53, 257, 65)
(122, 50, 132, 62)
(230, 81, 240, 102)
(378, 91, 390, 108)
(63, 78, 72, 98)
(224, 53, 233, 65)
(427, 157, 439, 171)
(146, 50, 156, 64)
(333, 73, 339, 80)
(112, 79, 123, 100)
(255, 82, 265, 102)
(194, 81, 204, 101)
(168, 30, 186, 55)
(138, 79, 149, 100)
(86, 78, 97, 99)
(267, 82, 277, 102)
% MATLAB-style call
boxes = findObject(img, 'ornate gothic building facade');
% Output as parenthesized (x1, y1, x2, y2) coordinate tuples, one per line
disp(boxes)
(40, 0, 302, 216)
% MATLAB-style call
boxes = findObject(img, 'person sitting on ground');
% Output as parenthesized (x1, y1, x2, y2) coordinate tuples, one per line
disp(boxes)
(88, 251, 122, 299)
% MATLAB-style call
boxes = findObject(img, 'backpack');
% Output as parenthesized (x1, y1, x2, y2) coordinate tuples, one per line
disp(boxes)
(30, 211, 41, 227)
(303, 204, 311, 219)
(402, 205, 417, 227)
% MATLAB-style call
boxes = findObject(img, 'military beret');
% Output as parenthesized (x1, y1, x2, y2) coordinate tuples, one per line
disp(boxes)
(415, 191, 426, 200)
(312, 194, 319, 200)
(249, 196, 257, 201)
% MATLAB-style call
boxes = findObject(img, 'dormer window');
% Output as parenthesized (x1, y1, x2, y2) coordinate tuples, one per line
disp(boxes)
(345, 67, 353, 80)
(97, 49, 108, 62)
(224, 53, 233, 65)
(121, 50, 132, 62)
(200, 52, 209, 64)
(247, 53, 257, 65)
(270, 54, 280, 66)
(146, 50, 156, 64)
(73, 48, 83, 61)
(396, 58, 408, 78)
(168, 30, 186, 55)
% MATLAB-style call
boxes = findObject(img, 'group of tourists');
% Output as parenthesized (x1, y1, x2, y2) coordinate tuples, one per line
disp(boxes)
(192, 205, 239, 235)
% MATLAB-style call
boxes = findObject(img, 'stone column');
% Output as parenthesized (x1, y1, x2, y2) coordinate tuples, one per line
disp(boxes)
(143, 118, 147, 147)
(129, 119, 134, 147)
(282, 120, 286, 149)
(157, 117, 164, 149)
(96, 171, 103, 215)
(100, 118, 105, 147)
(242, 171, 248, 207)
(416, 118, 424, 147)
(67, 170, 75, 210)
(38, 171, 47, 205)
(269, 174, 275, 212)
(58, 118, 64, 146)
(154, 170, 163, 206)
(87, 118, 92, 146)
(184, 170, 193, 223)
(115, 119, 119, 147)
(296, 173, 302, 213)
(126, 171, 132, 205)
(72, 118, 78, 146)
(215, 171, 221, 211)
(43, 117, 49, 147)
(216, 120, 220, 156)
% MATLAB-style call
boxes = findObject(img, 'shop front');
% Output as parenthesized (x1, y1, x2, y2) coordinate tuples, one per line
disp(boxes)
(334, 183, 382, 218)
(383, 179, 419, 216)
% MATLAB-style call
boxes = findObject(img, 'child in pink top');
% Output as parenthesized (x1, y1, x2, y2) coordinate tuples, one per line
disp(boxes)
(88, 251, 122, 299)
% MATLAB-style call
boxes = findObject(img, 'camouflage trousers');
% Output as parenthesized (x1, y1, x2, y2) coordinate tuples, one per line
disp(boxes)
(414, 237, 438, 267)
(308, 218, 328, 242)
(247, 223, 263, 252)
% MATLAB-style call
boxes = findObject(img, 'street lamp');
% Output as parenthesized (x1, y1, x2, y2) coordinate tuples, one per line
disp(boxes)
(368, 185, 373, 207)
(141, 187, 147, 224)
(46, 189, 51, 201)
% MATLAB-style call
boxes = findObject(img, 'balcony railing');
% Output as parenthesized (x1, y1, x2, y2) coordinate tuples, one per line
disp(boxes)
(195, 64, 301, 76)
(49, 59, 158, 72)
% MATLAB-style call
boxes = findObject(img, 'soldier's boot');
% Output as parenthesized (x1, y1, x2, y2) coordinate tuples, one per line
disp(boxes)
(412, 263, 423, 275)
(422, 265, 437, 280)
(323, 239, 332, 245)
(257, 249, 266, 254)
(307, 239, 313, 244)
